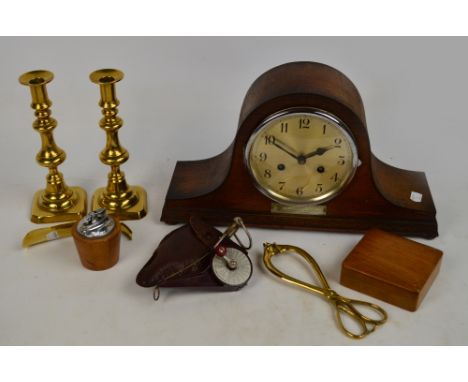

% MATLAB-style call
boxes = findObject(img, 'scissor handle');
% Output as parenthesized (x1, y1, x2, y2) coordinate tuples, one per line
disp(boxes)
(330, 294, 388, 339)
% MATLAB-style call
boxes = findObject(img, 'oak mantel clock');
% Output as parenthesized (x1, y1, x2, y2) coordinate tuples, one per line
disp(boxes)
(161, 62, 438, 238)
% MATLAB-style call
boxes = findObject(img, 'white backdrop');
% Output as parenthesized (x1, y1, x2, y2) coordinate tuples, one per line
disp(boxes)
(0, 37, 466, 345)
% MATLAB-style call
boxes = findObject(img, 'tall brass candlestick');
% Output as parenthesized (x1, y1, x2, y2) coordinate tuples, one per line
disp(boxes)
(90, 69, 147, 220)
(19, 70, 87, 223)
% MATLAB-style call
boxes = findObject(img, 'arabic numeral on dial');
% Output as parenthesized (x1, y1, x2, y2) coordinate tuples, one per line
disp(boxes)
(264, 169, 272, 178)
(259, 152, 267, 161)
(280, 122, 288, 133)
(278, 181, 286, 190)
(338, 155, 345, 165)
(323, 124, 327, 134)
(315, 184, 323, 193)
(265, 135, 276, 145)
(296, 187, 304, 196)
(331, 173, 338, 182)
(334, 137, 342, 145)
(299, 118, 310, 129)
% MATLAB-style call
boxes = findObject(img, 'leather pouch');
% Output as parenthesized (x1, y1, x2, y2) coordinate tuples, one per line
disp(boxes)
(136, 216, 252, 297)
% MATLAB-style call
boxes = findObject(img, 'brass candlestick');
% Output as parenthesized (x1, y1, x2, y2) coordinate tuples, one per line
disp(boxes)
(89, 69, 147, 220)
(19, 70, 87, 224)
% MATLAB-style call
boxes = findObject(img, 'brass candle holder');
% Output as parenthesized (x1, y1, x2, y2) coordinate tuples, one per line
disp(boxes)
(19, 70, 87, 224)
(89, 69, 147, 220)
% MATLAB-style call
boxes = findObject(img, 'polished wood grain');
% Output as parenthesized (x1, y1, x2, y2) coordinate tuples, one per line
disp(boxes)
(161, 62, 438, 238)
(71, 220, 121, 271)
(340, 229, 443, 311)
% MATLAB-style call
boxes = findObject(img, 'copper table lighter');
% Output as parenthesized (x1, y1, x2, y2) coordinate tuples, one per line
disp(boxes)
(72, 209, 121, 271)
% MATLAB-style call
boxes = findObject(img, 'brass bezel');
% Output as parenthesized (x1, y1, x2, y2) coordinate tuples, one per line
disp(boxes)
(244, 107, 359, 205)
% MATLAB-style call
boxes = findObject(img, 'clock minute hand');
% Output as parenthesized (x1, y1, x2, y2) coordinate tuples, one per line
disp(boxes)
(303, 145, 338, 159)
(272, 139, 301, 160)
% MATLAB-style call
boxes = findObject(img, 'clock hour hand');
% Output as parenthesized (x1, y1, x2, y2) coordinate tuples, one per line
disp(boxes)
(271, 139, 301, 160)
(303, 145, 338, 159)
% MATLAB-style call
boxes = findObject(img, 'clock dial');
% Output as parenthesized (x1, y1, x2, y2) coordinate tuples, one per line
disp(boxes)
(245, 109, 358, 204)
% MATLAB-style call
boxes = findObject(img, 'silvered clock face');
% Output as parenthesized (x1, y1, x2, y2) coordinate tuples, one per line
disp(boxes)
(245, 109, 358, 204)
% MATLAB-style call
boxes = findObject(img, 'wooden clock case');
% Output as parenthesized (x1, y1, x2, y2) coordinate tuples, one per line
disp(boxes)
(161, 62, 438, 238)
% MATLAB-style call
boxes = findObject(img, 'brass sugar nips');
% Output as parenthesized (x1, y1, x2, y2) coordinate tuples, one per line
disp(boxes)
(90, 69, 147, 220)
(263, 243, 387, 339)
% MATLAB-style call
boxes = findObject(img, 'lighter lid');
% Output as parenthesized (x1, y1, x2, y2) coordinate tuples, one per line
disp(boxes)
(76, 208, 115, 238)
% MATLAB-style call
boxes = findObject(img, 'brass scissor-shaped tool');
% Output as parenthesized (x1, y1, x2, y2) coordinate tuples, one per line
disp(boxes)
(263, 243, 387, 339)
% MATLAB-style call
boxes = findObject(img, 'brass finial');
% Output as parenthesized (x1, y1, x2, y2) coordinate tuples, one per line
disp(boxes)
(90, 69, 147, 220)
(19, 70, 87, 224)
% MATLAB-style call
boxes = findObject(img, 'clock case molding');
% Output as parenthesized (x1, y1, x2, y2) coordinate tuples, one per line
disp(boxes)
(161, 62, 438, 239)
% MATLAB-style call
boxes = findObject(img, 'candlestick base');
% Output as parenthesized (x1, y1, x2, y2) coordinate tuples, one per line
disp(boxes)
(31, 186, 87, 224)
(91, 185, 147, 220)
